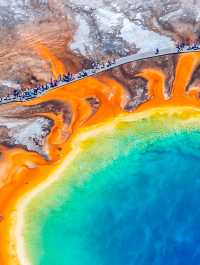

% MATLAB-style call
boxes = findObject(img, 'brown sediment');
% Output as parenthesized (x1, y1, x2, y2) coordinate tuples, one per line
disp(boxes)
(0, 49, 200, 265)
(109, 54, 178, 100)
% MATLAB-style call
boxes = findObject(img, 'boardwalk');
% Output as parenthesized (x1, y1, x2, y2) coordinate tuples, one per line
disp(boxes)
(1, 45, 200, 105)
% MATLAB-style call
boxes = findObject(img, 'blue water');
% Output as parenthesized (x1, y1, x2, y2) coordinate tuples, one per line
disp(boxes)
(25, 124, 200, 265)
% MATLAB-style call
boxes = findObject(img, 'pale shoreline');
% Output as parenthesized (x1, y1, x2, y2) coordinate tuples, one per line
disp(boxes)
(14, 105, 200, 265)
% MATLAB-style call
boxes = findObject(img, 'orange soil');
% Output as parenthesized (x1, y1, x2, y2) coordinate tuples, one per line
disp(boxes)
(0, 47, 200, 265)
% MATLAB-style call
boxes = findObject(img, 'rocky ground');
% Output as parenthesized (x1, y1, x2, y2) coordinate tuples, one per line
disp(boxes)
(0, 0, 199, 91)
(0, 0, 199, 156)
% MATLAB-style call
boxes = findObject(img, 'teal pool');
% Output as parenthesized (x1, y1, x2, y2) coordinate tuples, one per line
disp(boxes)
(23, 112, 200, 265)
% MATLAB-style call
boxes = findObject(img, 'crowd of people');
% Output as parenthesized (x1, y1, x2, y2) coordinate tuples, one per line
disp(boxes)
(154, 42, 200, 55)
(0, 58, 116, 104)
(0, 42, 200, 105)
(176, 42, 200, 52)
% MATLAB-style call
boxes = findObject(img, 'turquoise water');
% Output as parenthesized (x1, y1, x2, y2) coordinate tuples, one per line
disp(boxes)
(24, 117, 200, 265)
